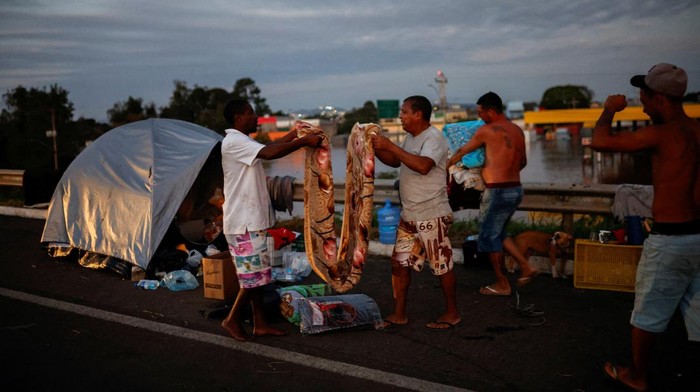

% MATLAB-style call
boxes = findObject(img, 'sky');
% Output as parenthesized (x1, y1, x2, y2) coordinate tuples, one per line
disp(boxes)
(1, 0, 699, 122)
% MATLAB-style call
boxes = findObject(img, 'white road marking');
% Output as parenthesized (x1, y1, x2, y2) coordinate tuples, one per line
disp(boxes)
(0, 287, 472, 392)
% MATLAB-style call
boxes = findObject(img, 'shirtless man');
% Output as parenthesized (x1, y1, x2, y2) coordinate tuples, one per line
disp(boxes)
(447, 92, 538, 296)
(590, 63, 700, 391)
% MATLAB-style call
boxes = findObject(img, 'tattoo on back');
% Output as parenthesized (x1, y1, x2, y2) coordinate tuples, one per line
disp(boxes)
(491, 126, 512, 148)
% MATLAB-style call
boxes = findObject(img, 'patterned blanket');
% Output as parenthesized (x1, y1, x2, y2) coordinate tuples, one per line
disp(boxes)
(294, 121, 380, 293)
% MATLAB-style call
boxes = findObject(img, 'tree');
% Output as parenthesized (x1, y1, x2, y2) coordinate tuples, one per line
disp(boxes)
(160, 81, 232, 132)
(0, 84, 75, 169)
(684, 91, 699, 103)
(232, 78, 271, 115)
(540, 85, 593, 109)
(107, 96, 156, 126)
(337, 101, 378, 134)
(160, 80, 196, 122)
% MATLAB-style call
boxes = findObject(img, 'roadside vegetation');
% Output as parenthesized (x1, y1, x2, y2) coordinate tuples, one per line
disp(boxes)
(273, 209, 618, 247)
(3, 187, 618, 245)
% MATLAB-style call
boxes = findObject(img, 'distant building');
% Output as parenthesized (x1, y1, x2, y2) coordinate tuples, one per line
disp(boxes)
(505, 101, 525, 119)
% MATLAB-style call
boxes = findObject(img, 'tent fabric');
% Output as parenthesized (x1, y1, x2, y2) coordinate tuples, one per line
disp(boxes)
(41, 119, 223, 269)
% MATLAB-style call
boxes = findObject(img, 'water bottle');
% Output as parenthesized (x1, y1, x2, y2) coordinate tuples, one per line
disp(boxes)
(136, 279, 160, 290)
(377, 199, 400, 244)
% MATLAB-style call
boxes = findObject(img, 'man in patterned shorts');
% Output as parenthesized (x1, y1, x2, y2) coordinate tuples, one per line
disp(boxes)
(372, 95, 461, 330)
(220, 99, 321, 341)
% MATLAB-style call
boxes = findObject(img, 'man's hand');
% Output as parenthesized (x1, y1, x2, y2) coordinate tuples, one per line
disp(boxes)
(301, 133, 323, 147)
(604, 94, 628, 112)
(370, 134, 392, 151)
(447, 155, 459, 169)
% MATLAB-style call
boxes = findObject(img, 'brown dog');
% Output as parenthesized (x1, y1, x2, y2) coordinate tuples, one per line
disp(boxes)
(507, 231, 574, 278)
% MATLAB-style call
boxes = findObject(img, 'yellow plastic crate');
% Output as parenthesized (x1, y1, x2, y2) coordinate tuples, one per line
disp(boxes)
(574, 239, 643, 292)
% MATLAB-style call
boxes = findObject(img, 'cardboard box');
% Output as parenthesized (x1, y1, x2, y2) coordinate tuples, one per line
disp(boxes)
(202, 251, 239, 300)
(573, 239, 643, 293)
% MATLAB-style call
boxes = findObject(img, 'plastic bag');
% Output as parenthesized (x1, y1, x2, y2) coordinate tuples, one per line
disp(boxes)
(161, 269, 199, 291)
(282, 251, 312, 277)
(186, 249, 203, 268)
(297, 294, 384, 334)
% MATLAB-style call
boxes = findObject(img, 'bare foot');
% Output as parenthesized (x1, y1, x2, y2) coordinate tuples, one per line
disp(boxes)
(603, 362, 648, 392)
(379, 313, 408, 329)
(221, 320, 249, 342)
(253, 326, 288, 337)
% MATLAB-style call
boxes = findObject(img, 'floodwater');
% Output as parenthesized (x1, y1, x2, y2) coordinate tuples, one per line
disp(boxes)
(265, 130, 652, 186)
(264, 130, 652, 220)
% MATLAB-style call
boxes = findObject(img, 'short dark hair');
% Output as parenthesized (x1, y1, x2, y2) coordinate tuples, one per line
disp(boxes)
(223, 99, 251, 125)
(476, 91, 503, 113)
(404, 95, 432, 121)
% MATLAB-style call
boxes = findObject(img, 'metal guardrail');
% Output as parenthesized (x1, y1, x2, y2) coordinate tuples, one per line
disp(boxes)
(2, 169, 616, 232)
(0, 169, 23, 187)
(291, 178, 616, 234)
(291, 178, 615, 212)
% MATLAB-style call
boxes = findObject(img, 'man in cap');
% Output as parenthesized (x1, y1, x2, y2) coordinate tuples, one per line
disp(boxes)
(591, 63, 700, 391)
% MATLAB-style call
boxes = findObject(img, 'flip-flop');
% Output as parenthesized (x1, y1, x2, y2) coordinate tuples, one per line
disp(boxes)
(426, 319, 462, 330)
(479, 285, 511, 296)
(379, 319, 407, 329)
(603, 362, 647, 392)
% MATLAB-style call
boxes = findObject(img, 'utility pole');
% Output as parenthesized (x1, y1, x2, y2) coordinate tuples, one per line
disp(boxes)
(46, 108, 58, 170)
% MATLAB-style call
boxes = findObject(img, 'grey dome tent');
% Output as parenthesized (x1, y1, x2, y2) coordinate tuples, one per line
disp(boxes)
(41, 118, 224, 269)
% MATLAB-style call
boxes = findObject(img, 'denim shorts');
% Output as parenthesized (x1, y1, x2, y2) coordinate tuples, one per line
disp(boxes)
(630, 233, 700, 341)
(477, 186, 522, 253)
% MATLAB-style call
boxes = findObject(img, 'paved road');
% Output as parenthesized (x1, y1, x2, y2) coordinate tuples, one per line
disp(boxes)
(0, 214, 695, 391)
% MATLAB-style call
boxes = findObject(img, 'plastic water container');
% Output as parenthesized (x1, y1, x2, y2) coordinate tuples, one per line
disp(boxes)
(377, 199, 400, 244)
(135, 279, 160, 290)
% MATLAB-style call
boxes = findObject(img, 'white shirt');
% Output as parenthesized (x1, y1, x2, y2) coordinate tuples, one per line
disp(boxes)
(221, 128, 275, 234)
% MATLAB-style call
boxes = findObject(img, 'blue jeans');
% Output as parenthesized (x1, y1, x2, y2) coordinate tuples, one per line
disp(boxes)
(477, 186, 523, 253)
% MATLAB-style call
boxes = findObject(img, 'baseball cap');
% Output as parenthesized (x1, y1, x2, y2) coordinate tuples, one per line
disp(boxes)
(630, 63, 687, 97)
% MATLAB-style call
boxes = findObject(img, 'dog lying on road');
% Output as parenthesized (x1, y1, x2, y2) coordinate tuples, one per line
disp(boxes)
(506, 231, 574, 278)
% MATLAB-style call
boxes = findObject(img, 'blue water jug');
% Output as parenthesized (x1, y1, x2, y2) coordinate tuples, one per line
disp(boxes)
(377, 199, 400, 244)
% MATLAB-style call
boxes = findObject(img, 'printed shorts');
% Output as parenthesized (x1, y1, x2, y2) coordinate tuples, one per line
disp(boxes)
(477, 186, 522, 253)
(630, 233, 700, 341)
(392, 215, 453, 275)
(225, 230, 271, 289)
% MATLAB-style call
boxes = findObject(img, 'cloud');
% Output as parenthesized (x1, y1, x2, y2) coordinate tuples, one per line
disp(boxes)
(1, 0, 699, 121)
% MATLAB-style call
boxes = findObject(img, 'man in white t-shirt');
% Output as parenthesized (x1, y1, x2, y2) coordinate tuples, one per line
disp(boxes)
(220, 99, 321, 342)
(371, 95, 460, 330)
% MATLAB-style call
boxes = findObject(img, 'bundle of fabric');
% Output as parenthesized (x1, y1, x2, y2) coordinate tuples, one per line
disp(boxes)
(443, 119, 486, 169)
(278, 283, 333, 325)
(612, 184, 654, 220)
(296, 121, 380, 293)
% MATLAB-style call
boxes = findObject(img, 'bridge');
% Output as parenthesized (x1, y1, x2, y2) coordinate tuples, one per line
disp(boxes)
(523, 103, 700, 130)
